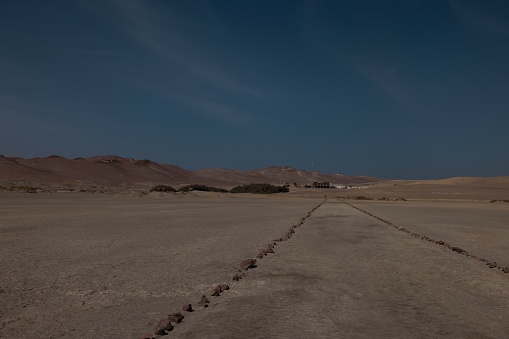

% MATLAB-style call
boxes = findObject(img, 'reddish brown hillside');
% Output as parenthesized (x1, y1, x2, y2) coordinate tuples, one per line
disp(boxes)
(194, 166, 381, 185)
(0, 155, 194, 188)
(0, 155, 383, 189)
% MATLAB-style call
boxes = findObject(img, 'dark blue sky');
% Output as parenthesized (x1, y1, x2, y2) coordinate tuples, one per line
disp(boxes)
(1, 1, 508, 179)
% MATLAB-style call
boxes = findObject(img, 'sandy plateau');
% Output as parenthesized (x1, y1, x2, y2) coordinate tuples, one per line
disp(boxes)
(1, 181, 509, 338)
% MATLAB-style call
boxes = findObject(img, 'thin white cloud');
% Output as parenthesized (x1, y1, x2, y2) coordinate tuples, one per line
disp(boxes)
(111, 0, 262, 96)
(352, 59, 423, 118)
(78, 0, 262, 127)
(193, 101, 255, 127)
(450, 0, 509, 36)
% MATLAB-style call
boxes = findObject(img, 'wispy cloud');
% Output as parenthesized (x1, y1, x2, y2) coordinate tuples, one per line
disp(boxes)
(350, 58, 423, 117)
(79, 0, 262, 127)
(450, 0, 509, 36)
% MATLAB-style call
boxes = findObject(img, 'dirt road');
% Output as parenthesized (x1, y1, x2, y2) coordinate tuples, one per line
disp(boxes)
(173, 200, 509, 338)
(1, 193, 508, 338)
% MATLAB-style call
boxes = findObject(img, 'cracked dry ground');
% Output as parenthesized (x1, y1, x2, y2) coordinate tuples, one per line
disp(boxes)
(171, 199, 509, 338)
(2, 193, 509, 338)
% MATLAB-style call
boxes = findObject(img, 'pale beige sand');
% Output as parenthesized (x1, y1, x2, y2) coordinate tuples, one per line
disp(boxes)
(1, 191, 509, 338)
(348, 200, 509, 267)
(354, 177, 509, 201)
(0, 192, 318, 338)
(173, 200, 509, 338)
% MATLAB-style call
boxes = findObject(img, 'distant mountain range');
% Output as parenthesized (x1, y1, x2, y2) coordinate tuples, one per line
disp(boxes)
(0, 155, 382, 189)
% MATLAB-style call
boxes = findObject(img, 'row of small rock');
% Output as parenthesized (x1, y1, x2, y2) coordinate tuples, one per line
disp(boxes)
(232, 198, 326, 281)
(142, 198, 327, 338)
(141, 285, 231, 338)
(340, 199, 509, 274)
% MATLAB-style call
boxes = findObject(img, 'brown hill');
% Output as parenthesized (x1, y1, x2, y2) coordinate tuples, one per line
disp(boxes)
(0, 155, 193, 189)
(0, 155, 381, 191)
(195, 166, 380, 186)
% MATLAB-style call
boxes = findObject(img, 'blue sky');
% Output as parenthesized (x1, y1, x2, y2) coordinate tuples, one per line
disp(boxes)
(1, 0, 508, 179)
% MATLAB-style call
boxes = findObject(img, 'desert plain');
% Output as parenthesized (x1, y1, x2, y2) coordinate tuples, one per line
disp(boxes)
(1, 179, 509, 338)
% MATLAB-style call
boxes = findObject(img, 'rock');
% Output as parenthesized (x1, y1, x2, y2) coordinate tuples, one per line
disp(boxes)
(155, 318, 173, 334)
(211, 285, 221, 296)
(154, 327, 166, 335)
(265, 248, 274, 254)
(257, 251, 265, 258)
(198, 295, 210, 307)
(502, 267, 509, 273)
(451, 247, 465, 253)
(488, 262, 497, 268)
(158, 318, 173, 330)
(220, 284, 230, 291)
(182, 304, 193, 312)
(168, 312, 184, 323)
(240, 259, 257, 270)
(232, 271, 245, 281)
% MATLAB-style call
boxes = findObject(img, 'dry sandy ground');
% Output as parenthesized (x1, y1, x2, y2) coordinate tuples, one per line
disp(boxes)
(1, 190, 509, 338)
(172, 199, 509, 338)
(0, 192, 318, 338)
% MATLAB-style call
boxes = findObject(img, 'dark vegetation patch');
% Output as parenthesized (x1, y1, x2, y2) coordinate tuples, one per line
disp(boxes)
(489, 199, 509, 203)
(230, 183, 289, 194)
(178, 184, 228, 193)
(150, 185, 176, 192)
(149, 183, 288, 194)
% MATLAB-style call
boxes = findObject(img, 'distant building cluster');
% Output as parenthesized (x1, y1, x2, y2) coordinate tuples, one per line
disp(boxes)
(290, 182, 368, 189)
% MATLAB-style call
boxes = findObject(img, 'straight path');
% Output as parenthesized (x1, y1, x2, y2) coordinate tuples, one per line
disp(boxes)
(346, 200, 509, 268)
(173, 200, 509, 338)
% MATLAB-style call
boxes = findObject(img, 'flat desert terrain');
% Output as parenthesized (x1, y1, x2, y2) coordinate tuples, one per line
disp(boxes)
(1, 187, 509, 338)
